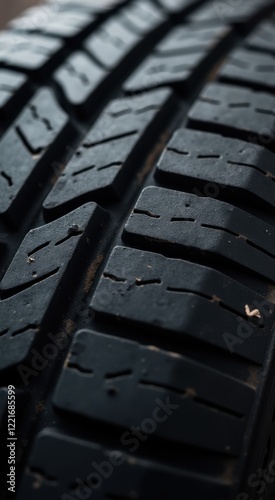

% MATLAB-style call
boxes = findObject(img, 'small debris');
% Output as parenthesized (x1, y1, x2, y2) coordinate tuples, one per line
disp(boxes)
(63, 319, 76, 337)
(169, 351, 181, 359)
(185, 387, 197, 398)
(68, 224, 80, 235)
(211, 294, 221, 303)
(245, 304, 261, 319)
(64, 352, 71, 369)
(27, 256, 35, 264)
(35, 400, 45, 415)
(148, 345, 160, 352)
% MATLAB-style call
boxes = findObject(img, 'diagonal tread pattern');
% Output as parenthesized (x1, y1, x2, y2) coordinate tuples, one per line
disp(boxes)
(43, 88, 178, 218)
(0, 203, 106, 371)
(0, 88, 75, 226)
(0, 31, 63, 73)
(124, 24, 232, 93)
(9, 5, 95, 40)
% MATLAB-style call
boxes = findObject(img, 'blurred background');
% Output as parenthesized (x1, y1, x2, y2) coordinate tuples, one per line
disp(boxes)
(0, 0, 116, 27)
(0, 0, 41, 28)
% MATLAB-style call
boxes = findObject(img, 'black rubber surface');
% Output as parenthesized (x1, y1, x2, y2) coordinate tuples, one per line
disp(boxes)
(1, 1, 275, 500)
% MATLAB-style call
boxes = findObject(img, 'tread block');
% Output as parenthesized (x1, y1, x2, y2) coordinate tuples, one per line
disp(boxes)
(156, 24, 229, 53)
(10, 6, 95, 39)
(0, 203, 105, 371)
(187, 0, 272, 26)
(92, 246, 273, 364)
(18, 429, 232, 499)
(0, 69, 29, 117)
(246, 21, 275, 55)
(124, 25, 231, 93)
(219, 48, 275, 93)
(85, 16, 142, 69)
(119, 0, 165, 35)
(0, 88, 74, 225)
(56, 0, 165, 114)
(15, 90, 68, 153)
(123, 186, 275, 286)
(54, 328, 254, 455)
(48, 0, 119, 11)
(156, 0, 196, 14)
(55, 1, 164, 113)
(188, 83, 275, 150)
(43, 89, 177, 217)
(53, 51, 107, 114)
(0, 32, 62, 73)
(156, 128, 275, 209)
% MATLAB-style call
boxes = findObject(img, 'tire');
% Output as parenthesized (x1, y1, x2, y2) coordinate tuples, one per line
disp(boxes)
(1, 0, 275, 499)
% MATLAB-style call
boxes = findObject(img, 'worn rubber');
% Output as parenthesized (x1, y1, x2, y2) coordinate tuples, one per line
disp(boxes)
(1, 1, 275, 499)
